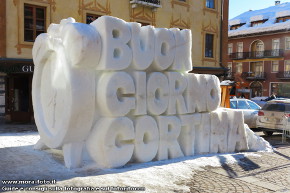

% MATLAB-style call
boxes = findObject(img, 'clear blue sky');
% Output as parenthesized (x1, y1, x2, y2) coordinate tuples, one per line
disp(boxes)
(229, 0, 290, 19)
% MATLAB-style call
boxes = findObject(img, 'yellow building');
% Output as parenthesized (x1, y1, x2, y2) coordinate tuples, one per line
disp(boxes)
(0, 0, 228, 122)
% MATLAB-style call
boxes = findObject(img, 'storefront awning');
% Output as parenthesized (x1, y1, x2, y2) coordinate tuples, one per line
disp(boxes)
(0, 58, 34, 73)
(190, 67, 228, 77)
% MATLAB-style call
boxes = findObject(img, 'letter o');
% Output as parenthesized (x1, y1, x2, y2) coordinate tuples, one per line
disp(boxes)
(147, 72, 169, 115)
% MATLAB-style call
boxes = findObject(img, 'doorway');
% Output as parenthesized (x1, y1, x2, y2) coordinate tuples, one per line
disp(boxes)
(7, 74, 32, 123)
(250, 81, 263, 98)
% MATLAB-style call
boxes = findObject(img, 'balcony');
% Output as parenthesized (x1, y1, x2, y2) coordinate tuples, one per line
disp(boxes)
(130, 0, 161, 10)
(242, 72, 266, 80)
(276, 71, 290, 79)
(229, 49, 284, 60)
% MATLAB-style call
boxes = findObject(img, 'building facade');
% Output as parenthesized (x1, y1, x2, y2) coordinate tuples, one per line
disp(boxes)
(227, 1, 290, 99)
(0, 0, 228, 123)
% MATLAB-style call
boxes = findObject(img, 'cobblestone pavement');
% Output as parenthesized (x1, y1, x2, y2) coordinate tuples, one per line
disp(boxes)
(0, 117, 37, 133)
(187, 132, 290, 193)
(1, 121, 290, 193)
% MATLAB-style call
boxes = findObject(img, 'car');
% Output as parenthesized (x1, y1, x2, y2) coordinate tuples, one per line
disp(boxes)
(256, 99, 290, 136)
(251, 97, 289, 107)
(230, 98, 261, 128)
(250, 97, 268, 107)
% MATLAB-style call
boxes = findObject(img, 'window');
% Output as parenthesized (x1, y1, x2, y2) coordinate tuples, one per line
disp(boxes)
(270, 83, 290, 98)
(236, 62, 242, 73)
(230, 101, 237, 109)
(228, 43, 233, 55)
(251, 20, 268, 27)
(272, 39, 280, 50)
(248, 101, 261, 110)
(206, 0, 215, 9)
(230, 23, 245, 30)
(86, 14, 100, 24)
(276, 16, 290, 23)
(272, 61, 279, 73)
(237, 42, 243, 52)
(256, 41, 264, 52)
(252, 40, 264, 57)
(237, 101, 249, 109)
(250, 62, 263, 77)
(284, 60, 290, 78)
(285, 37, 290, 50)
(205, 34, 214, 58)
(255, 63, 263, 72)
(24, 4, 46, 42)
(227, 62, 233, 77)
(237, 42, 243, 59)
(272, 39, 280, 56)
(285, 60, 290, 71)
(262, 103, 286, 112)
(228, 62, 232, 71)
(276, 18, 284, 23)
(251, 22, 261, 27)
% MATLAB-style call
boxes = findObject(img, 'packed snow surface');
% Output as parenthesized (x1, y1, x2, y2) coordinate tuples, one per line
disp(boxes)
(0, 130, 272, 193)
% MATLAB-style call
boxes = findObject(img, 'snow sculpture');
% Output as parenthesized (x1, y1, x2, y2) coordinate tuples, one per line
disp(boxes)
(32, 16, 252, 169)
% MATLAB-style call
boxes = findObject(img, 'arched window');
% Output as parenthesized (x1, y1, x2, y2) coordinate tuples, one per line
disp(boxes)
(250, 81, 263, 97)
(251, 40, 264, 58)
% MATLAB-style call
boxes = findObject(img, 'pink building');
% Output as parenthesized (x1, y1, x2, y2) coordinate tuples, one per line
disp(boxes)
(227, 1, 290, 99)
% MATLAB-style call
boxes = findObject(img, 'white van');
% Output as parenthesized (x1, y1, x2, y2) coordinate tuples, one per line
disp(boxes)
(256, 99, 290, 136)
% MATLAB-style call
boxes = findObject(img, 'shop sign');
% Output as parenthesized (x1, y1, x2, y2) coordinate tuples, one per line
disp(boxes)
(0, 64, 34, 73)
(237, 89, 251, 93)
(22, 65, 34, 72)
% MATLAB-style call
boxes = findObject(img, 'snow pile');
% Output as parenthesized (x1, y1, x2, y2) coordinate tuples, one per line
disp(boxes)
(245, 125, 273, 152)
(32, 16, 269, 170)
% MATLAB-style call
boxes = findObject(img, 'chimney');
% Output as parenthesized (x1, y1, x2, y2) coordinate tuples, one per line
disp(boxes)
(275, 1, 281, 5)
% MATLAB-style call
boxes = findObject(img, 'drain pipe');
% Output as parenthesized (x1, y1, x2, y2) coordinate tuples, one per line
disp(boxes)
(220, 0, 229, 78)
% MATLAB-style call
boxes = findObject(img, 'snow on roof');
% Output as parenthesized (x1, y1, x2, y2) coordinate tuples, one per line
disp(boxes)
(276, 10, 290, 18)
(229, 2, 290, 37)
(229, 19, 245, 26)
(250, 15, 269, 22)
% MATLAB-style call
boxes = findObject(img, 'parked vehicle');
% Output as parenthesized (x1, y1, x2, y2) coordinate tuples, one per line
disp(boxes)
(256, 99, 290, 136)
(250, 97, 268, 107)
(251, 97, 288, 107)
(230, 98, 261, 128)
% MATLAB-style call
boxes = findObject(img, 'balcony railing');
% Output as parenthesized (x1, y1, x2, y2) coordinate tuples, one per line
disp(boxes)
(229, 49, 284, 60)
(276, 71, 290, 79)
(130, 0, 161, 10)
(242, 72, 266, 80)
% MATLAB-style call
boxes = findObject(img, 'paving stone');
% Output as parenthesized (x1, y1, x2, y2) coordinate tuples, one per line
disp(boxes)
(187, 171, 274, 193)
(251, 181, 284, 191)
(187, 145, 290, 192)
(1, 122, 290, 193)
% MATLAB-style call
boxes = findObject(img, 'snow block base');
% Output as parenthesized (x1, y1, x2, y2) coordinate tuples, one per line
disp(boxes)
(32, 16, 268, 169)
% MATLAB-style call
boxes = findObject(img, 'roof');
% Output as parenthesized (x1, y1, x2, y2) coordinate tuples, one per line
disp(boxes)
(229, 2, 290, 38)
(267, 99, 290, 103)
